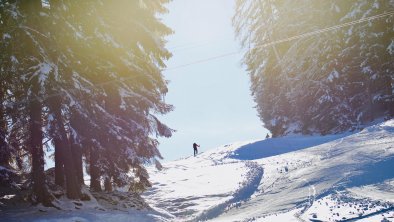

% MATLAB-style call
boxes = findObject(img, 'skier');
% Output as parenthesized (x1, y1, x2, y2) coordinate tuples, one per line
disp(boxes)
(266, 133, 270, 139)
(193, 143, 200, 157)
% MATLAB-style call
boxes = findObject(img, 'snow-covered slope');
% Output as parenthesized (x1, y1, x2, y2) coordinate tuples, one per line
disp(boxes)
(143, 119, 394, 221)
(2, 120, 393, 221)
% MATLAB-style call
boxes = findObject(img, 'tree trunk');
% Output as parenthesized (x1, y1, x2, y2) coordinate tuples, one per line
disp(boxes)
(49, 97, 80, 199)
(386, 75, 394, 117)
(54, 138, 65, 187)
(69, 111, 85, 185)
(22, 0, 53, 206)
(89, 146, 101, 191)
(71, 139, 84, 185)
(0, 86, 10, 167)
(366, 80, 374, 122)
(62, 137, 81, 199)
(104, 176, 112, 192)
(29, 80, 53, 206)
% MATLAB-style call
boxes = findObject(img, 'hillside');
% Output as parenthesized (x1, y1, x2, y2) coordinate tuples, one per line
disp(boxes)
(1, 119, 393, 221)
(143, 119, 394, 221)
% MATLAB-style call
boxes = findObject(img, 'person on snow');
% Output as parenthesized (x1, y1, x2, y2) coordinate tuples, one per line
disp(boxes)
(193, 143, 200, 157)
(266, 133, 270, 139)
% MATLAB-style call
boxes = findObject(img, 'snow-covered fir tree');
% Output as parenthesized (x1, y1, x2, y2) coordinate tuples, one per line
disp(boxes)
(233, 0, 394, 136)
(0, 0, 173, 206)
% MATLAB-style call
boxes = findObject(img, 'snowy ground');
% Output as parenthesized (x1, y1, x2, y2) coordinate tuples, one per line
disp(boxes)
(0, 187, 174, 222)
(143, 119, 394, 221)
(1, 119, 394, 221)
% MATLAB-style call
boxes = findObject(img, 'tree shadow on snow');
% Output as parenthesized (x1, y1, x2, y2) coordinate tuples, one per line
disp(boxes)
(345, 157, 394, 188)
(230, 133, 350, 160)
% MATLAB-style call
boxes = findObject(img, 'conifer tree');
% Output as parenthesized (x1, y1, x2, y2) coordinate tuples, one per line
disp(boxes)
(1, 0, 173, 205)
(233, 0, 394, 136)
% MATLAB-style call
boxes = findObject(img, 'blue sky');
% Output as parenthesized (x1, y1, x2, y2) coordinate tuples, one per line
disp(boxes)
(158, 0, 269, 161)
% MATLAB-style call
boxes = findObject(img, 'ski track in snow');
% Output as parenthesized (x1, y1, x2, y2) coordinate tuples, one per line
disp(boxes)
(191, 161, 264, 222)
(143, 149, 265, 222)
(341, 206, 394, 222)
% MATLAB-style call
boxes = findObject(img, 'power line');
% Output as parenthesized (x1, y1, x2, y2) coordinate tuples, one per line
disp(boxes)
(166, 51, 240, 71)
(254, 10, 394, 50)
(166, 10, 394, 71)
(6, 10, 394, 107)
